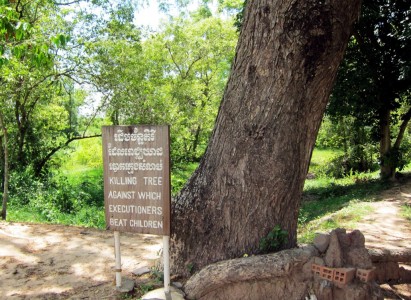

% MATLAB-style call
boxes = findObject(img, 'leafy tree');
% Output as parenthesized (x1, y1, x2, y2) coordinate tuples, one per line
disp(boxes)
(95, 8, 237, 163)
(328, 0, 411, 180)
(170, 0, 361, 275)
(150, 13, 237, 162)
(0, 0, 129, 179)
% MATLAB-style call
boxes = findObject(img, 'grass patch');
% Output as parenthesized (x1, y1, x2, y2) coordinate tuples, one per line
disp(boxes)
(7, 204, 106, 228)
(401, 204, 411, 222)
(7, 205, 50, 224)
(298, 201, 374, 244)
(299, 169, 393, 244)
(308, 148, 343, 175)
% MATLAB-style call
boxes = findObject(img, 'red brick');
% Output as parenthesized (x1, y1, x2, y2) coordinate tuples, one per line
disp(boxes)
(312, 264, 336, 281)
(356, 268, 375, 283)
(320, 266, 335, 281)
(333, 268, 356, 285)
(311, 264, 323, 277)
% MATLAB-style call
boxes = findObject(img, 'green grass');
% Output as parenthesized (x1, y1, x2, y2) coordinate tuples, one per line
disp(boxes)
(298, 200, 375, 243)
(308, 148, 343, 175)
(298, 161, 410, 244)
(299, 147, 396, 244)
(401, 204, 411, 222)
(7, 204, 106, 228)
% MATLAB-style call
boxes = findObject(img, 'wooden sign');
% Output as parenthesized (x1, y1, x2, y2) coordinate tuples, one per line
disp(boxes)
(102, 125, 170, 235)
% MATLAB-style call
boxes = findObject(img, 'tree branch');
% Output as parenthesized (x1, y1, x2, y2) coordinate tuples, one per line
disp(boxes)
(393, 106, 411, 150)
(34, 133, 102, 177)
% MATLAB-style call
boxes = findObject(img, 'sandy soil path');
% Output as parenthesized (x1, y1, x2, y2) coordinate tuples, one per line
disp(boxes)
(0, 223, 162, 299)
(356, 180, 411, 252)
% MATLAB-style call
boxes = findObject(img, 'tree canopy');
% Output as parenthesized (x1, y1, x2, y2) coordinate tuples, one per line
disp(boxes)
(328, 0, 411, 179)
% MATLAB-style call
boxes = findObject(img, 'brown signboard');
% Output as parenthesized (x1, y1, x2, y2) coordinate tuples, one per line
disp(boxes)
(102, 125, 170, 236)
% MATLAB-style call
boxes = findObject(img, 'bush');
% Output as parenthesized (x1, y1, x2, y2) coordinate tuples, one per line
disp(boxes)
(7, 169, 104, 223)
(322, 145, 378, 178)
(259, 225, 288, 254)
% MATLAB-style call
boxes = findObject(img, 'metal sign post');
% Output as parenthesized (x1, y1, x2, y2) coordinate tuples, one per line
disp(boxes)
(163, 235, 170, 294)
(114, 231, 122, 288)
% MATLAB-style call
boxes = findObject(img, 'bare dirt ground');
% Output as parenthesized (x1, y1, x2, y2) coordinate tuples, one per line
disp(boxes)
(355, 178, 411, 299)
(0, 178, 411, 299)
(0, 224, 162, 299)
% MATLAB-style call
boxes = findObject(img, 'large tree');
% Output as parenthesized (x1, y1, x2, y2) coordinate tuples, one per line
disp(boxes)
(170, 0, 362, 276)
(0, 0, 133, 178)
(328, 0, 411, 180)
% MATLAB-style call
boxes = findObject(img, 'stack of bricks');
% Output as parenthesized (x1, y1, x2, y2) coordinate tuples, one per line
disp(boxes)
(311, 264, 375, 286)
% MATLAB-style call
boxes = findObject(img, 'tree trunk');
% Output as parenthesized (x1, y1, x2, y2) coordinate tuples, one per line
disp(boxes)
(0, 114, 9, 220)
(170, 0, 361, 276)
(379, 106, 394, 180)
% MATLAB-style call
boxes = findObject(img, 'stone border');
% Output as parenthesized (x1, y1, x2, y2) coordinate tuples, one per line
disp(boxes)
(184, 246, 318, 299)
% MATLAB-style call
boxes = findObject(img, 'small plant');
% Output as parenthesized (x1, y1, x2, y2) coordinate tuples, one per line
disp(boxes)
(401, 204, 411, 222)
(186, 262, 195, 275)
(259, 225, 288, 254)
(150, 268, 164, 284)
(136, 283, 154, 296)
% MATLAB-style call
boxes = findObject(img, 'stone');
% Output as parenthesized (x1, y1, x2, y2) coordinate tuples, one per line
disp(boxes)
(313, 257, 326, 266)
(399, 265, 411, 281)
(313, 233, 330, 253)
(346, 248, 373, 269)
(317, 279, 333, 300)
(324, 231, 344, 268)
(334, 228, 351, 250)
(133, 266, 151, 276)
(116, 277, 135, 293)
(382, 262, 400, 281)
(172, 282, 183, 289)
(142, 286, 185, 300)
(348, 230, 365, 248)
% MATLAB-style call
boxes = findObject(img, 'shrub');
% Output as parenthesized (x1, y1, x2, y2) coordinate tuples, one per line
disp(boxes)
(259, 225, 288, 254)
(322, 145, 378, 178)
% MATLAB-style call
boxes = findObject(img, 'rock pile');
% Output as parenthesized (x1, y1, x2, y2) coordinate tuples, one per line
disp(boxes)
(303, 228, 382, 299)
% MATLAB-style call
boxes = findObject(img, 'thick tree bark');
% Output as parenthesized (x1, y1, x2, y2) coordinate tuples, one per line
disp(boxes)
(170, 0, 361, 276)
(0, 114, 9, 220)
(379, 106, 394, 180)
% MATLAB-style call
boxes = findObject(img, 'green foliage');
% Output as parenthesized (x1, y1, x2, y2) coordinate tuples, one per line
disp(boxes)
(315, 116, 381, 178)
(401, 204, 411, 222)
(171, 162, 198, 195)
(150, 268, 164, 283)
(381, 146, 410, 173)
(186, 262, 195, 274)
(259, 225, 288, 254)
(316, 117, 349, 149)
(6, 167, 104, 227)
(0, 0, 105, 178)
(309, 148, 343, 176)
(96, 10, 238, 164)
(328, 0, 411, 177)
(299, 201, 375, 244)
(136, 283, 154, 297)
(322, 148, 378, 179)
